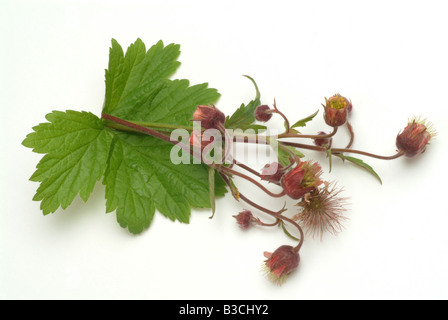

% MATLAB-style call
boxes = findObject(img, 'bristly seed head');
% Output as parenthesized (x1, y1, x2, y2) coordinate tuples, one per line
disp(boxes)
(293, 181, 348, 240)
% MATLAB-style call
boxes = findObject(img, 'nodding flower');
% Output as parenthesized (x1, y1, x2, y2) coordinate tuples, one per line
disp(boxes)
(263, 245, 300, 285)
(281, 161, 323, 200)
(192, 105, 226, 130)
(254, 105, 273, 122)
(260, 162, 285, 184)
(396, 117, 435, 158)
(232, 210, 256, 229)
(313, 131, 333, 148)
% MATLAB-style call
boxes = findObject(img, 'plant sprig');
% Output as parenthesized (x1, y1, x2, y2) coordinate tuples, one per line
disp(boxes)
(23, 38, 435, 285)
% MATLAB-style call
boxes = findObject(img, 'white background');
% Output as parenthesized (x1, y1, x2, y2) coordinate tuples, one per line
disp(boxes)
(1, 0, 448, 300)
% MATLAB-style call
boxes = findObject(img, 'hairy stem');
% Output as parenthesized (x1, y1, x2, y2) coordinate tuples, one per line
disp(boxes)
(345, 121, 354, 148)
(102, 113, 203, 162)
(219, 166, 286, 198)
(271, 99, 291, 133)
(278, 126, 338, 139)
(281, 141, 405, 160)
(237, 191, 304, 252)
(129, 120, 193, 131)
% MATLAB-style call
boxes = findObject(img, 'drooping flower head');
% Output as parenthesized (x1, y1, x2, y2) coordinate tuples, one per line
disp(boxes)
(260, 162, 285, 184)
(314, 131, 333, 148)
(254, 105, 273, 122)
(396, 117, 435, 158)
(263, 245, 300, 285)
(192, 105, 226, 129)
(322, 94, 351, 127)
(233, 210, 255, 229)
(281, 161, 323, 199)
(293, 181, 348, 239)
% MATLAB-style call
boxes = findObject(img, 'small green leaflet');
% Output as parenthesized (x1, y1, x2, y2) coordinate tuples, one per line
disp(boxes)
(291, 110, 319, 129)
(276, 145, 305, 167)
(336, 154, 383, 184)
(225, 75, 266, 131)
(23, 38, 227, 234)
(279, 221, 301, 241)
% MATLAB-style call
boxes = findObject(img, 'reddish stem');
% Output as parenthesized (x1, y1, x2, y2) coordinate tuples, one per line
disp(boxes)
(219, 166, 286, 198)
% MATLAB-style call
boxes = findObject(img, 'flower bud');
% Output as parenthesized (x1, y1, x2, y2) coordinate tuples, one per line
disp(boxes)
(232, 210, 255, 229)
(260, 162, 284, 184)
(314, 131, 332, 148)
(192, 105, 226, 129)
(254, 105, 273, 122)
(281, 161, 323, 200)
(323, 94, 350, 127)
(263, 245, 300, 284)
(396, 117, 435, 157)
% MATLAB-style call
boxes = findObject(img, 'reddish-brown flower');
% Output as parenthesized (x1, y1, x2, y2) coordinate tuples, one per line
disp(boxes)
(260, 162, 284, 184)
(233, 210, 255, 229)
(192, 105, 226, 129)
(263, 245, 300, 285)
(254, 105, 273, 122)
(293, 181, 348, 239)
(314, 131, 333, 148)
(322, 94, 350, 127)
(396, 117, 435, 158)
(281, 161, 323, 199)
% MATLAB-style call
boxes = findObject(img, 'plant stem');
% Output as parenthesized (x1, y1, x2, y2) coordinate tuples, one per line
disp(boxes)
(130, 120, 194, 131)
(219, 173, 304, 251)
(219, 165, 286, 198)
(271, 99, 291, 133)
(278, 126, 338, 139)
(237, 190, 304, 252)
(235, 162, 262, 178)
(281, 141, 405, 160)
(102, 113, 203, 162)
(345, 121, 354, 148)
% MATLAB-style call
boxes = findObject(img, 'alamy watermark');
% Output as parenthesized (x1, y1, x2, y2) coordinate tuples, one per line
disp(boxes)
(169, 121, 280, 171)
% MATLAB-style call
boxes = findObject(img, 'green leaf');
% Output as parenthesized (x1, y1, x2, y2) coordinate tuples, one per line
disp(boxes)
(225, 75, 263, 130)
(291, 110, 319, 129)
(22, 110, 113, 214)
(103, 135, 156, 234)
(104, 39, 181, 114)
(276, 145, 305, 167)
(101, 39, 224, 233)
(112, 79, 220, 125)
(280, 221, 301, 241)
(24, 39, 225, 234)
(104, 132, 227, 232)
(337, 154, 383, 184)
